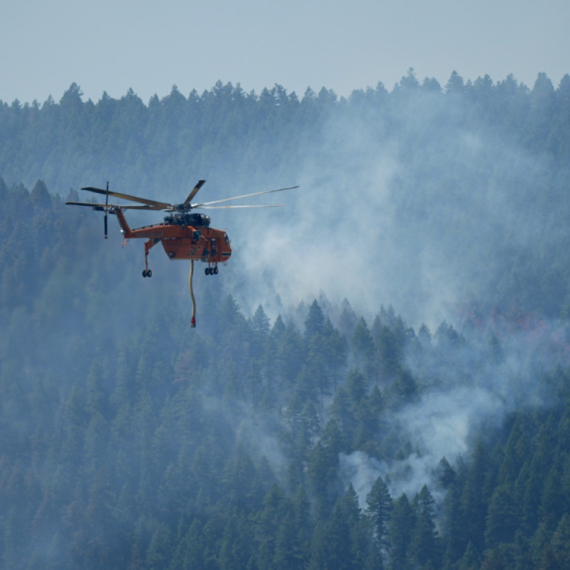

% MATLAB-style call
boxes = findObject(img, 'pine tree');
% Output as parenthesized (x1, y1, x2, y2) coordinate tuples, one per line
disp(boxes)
(388, 494, 415, 570)
(460, 443, 490, 552)
(305, 300, 325, 339)
(352, 317, 375, 368)
(274, 501, 304, 570)
(308, 520, 331, 570)
(485, 483, 518, 548)
(376, 325, 402, 378)
(308, 420, 343, 518)
(256, 484, 287, 570)
(456, 541, 481, 570)
(551, 513, 570, 568)
(250, 304, 271, 360)
(146, 522, 174, 570)
(346, 369, 368, 404)
(169, 519, 206, 570)
(219, 513, 253, 570)
(326, 485, 361, 570)
(539, 457, 566, 528)
(410, 485, 440, 568)
(330, 387, 356, 451)
(366, 475, 392, 555)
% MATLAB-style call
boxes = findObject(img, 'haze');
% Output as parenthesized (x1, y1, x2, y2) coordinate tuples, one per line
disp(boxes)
(3, 0, 569, 104)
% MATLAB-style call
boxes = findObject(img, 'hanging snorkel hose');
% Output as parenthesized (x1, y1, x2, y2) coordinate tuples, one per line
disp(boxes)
(189, 260, 197, 327)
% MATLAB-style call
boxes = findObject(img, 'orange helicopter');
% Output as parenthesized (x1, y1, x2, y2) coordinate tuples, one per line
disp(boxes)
(66, 180, 298, 326)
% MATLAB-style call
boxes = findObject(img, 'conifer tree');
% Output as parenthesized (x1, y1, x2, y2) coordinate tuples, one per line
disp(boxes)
(366, 475, 392, 555)
(256, 484, 287, 570)
(410, 485, 440, 568)
(305, 300, 325, 339)
(273, 503, 301, 570)
(219, 514, 253, 570)
(388, 493, 415, 570)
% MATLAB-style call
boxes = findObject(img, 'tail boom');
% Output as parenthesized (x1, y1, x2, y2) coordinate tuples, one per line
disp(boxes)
(115, 208, 133, 238)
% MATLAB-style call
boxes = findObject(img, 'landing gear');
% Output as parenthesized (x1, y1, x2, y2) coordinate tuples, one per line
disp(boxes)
(142, 239, 158, 279)
(205, 266, 219, 276)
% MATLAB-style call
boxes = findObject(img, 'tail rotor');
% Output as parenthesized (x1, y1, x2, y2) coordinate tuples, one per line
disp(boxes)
(104, 181, 109, 239)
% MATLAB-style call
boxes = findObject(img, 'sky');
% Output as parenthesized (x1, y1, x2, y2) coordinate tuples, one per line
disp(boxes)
(2, 0, 569, 105)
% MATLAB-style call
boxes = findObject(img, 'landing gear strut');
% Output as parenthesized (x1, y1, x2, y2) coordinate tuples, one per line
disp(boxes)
(142, 238, 159, 278)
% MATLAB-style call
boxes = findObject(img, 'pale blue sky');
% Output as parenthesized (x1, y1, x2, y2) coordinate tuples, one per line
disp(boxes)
(3, 0, 569, 104)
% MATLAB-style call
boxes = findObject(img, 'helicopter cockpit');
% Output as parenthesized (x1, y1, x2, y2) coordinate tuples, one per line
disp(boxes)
(164, 212, 211, 227)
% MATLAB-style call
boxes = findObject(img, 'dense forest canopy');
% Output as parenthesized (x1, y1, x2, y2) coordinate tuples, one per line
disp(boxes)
(2, 70, 570, 323)
(2, 70, 570, 568)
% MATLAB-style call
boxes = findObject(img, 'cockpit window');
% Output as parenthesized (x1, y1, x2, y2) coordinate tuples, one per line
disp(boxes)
(224, 233, 230, 244)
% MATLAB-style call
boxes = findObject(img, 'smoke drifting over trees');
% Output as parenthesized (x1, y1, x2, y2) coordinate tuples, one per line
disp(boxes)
(1, 70, 570, 568)
(3, 71, 570, 323)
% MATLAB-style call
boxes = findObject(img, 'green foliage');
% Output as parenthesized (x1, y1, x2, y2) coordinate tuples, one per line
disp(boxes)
(3, 71, 570, 567)
(410, 485, 440, 568)
(366, 475, 392, 554)
(388, 494, 416, 570)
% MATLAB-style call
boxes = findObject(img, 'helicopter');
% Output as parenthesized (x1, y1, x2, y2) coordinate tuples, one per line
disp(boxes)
(66, 180, 298, 326)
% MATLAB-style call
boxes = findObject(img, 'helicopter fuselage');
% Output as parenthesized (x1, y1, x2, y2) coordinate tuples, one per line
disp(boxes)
(115, 207, 231, 267)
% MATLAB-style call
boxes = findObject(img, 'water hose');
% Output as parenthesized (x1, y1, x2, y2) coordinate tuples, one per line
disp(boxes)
(189, 260, 196, 327)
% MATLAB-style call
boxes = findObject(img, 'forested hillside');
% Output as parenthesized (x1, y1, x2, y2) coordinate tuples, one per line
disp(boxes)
(2, 71, 570, 569)
(3, 71, 570, 321)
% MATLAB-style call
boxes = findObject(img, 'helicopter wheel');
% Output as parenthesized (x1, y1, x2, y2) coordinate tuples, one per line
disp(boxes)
(142, 269, 147, 278)
(205, 268, 210, 276)
(213, 267, 218, 275)
(147, 269, 152, 278)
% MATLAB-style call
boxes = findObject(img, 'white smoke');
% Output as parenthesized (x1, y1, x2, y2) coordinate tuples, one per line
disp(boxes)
(338, 314, 564, 506)
(220, 88, 556, 331)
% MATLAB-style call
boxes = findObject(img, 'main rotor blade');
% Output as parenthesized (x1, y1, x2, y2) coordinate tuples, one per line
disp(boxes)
(82, 187, 171, 210)
(192, 185, 298, 208)
(66, 201, 154, 210)
(198, 204, 284, 209)
(184, 180, 206, 206)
